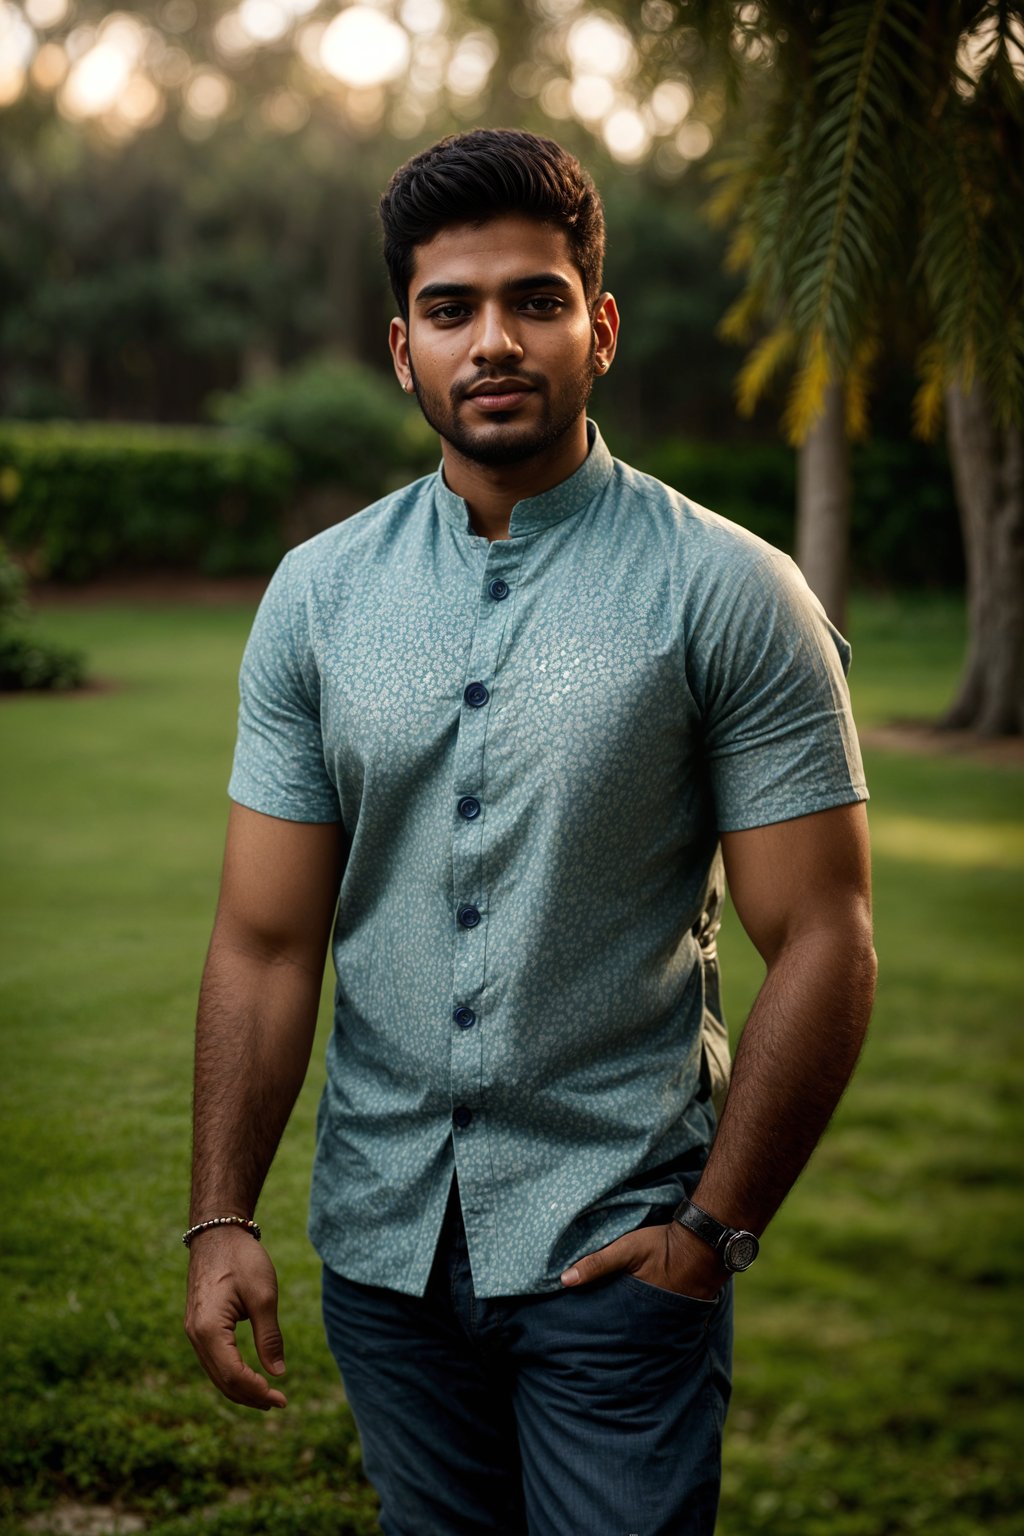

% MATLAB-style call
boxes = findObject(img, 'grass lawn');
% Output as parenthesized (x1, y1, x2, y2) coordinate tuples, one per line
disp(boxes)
(1, 589, 1021, 1536)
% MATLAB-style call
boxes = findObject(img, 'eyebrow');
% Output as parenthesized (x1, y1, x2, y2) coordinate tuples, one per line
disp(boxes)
(414, 272, 576, 304)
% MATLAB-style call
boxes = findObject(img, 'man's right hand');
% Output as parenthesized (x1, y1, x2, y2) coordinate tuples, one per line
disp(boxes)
(184, 1229, 288, 1410)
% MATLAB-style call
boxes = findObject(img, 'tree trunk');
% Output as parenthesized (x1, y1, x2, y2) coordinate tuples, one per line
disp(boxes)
(795, 380, 850, 632)
(942, 381, 1024, 737)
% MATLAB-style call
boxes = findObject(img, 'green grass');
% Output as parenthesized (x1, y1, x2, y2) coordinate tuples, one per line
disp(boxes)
(2, 591, 1021, 1536)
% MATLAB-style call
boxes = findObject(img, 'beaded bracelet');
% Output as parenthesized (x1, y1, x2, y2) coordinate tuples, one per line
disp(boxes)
(182, 1215, 262, 1248)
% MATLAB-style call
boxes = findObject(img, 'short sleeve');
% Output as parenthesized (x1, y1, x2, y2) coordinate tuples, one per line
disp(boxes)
(227, 552, 340, 823)
(694, 551, 868, 832)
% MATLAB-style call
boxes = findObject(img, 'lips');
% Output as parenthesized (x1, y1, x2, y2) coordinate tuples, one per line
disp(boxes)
(464, 381, 535, 412)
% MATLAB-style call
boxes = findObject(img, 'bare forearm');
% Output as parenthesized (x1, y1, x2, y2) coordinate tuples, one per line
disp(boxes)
(693, 922, 877, 1233)
(189, 935, 322, 1222)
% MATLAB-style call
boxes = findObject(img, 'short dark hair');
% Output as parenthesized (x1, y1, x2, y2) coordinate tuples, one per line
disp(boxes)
(379, 128, 606, 320)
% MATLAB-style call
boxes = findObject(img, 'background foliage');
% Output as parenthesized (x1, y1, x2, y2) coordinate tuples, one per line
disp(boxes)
(2, 591, 1021, 1536)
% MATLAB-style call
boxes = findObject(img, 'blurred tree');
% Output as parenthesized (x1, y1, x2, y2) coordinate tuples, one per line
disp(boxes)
(686, 0, 1023, 734)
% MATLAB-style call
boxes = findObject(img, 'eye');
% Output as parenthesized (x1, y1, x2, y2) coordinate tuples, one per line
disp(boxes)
(427, 303, 469, 322)
(521, 296, 562, 313)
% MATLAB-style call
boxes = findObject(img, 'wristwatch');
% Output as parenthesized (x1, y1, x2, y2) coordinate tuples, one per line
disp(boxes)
(672, 1199, 760, 1273)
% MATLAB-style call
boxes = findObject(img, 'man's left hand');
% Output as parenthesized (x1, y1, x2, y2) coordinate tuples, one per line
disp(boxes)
(560, 1217, 727, 1299)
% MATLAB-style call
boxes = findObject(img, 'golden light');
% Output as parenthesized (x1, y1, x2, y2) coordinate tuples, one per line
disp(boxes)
(650, 78, 692, 128)
(152, 45, 191, 88)
(30, 41, 68, 91)
(536, 0, 584, 18)
(390, 96, 427, 136)
(320, 7, 411, 88)
(346, 83, 385, 129)
(602, 105, 650, 163)
(445, 31, 497, 97)
(184, 68, 233, 120)
(117, 71, 163, 127)
(399, 0, 447, 35)
(238, 0, 291, 45)
(539, 76, 572, 119)
(214, 11, 256, 59)
(0, 0, 33, 106)
(676, 120, 712, 160)
(640, 0, 674, 32)
(98, 12, 150, 67)
(569, 73, 614, 123)
(566, 13, 635, 81)
(261, 88, 310, 132)
(0, 65, 26, 107)
(24, 0, 69, 27)
(61, 43, 134, 118)
(956, 12, 1024, 96)
(65, 24, 97, 62)
(296, 20, 327, 69)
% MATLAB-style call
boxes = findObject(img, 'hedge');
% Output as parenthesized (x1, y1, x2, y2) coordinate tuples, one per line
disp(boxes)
(0, 422, 294, 581)
(638, 435, 963, 589)
(0, 415, 964, 590)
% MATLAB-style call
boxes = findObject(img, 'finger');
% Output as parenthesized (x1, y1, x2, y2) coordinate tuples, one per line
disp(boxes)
(250, 1292, 287, 1378)
(189, 1312, 288, 1410)
(201, 1328, 289, 1410)
(560, 1231, 645, 1287)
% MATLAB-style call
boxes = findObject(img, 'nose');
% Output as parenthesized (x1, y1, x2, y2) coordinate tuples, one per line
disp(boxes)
(471, 303, 524, 368)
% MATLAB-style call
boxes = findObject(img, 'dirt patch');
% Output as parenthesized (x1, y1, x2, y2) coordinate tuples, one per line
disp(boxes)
(24, 1502, 146, 1535)
(862, 720, 1024, 770)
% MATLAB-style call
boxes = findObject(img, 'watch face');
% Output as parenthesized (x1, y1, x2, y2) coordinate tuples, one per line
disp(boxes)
(724, 1232, 759, 1271)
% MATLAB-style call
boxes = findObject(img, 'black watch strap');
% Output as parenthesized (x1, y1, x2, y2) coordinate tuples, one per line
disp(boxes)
(672, 1198, 760, 1272)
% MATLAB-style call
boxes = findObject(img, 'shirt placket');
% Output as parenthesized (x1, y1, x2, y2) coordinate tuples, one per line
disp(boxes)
(448, 535, 526, 1255)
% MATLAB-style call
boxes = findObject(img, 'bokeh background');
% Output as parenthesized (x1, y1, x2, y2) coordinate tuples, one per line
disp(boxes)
(2, 3, 1022, 1534)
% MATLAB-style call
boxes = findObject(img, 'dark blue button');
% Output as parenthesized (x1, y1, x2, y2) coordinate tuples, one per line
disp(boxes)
(453, 1106, 473, 1129)
(457, 904, 481, 929)
(457, 795, 481, 820)
(453, 1006, 476, 1029)
(464, 681, 489, 708)
(488, 578, 510, 601)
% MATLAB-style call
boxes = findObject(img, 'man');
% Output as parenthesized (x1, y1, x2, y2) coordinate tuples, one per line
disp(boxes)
(185, 129, 876, 1536)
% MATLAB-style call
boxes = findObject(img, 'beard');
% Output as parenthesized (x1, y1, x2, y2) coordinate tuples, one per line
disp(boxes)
(407, 344, 596, 468)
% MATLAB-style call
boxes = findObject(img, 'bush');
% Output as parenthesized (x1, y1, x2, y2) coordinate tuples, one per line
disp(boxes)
(636, 434, 962, 588)
(0, 421, 294, 581)
(205, 355, 438, 495)
(0, 540, 84, 690)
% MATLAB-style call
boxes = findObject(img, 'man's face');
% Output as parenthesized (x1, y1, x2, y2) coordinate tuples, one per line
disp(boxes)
(389, 214, 617, 468)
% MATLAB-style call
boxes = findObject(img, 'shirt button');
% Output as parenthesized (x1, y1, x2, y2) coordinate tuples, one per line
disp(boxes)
(453, 1006, 476, 1029)
(457, 795, 481, 820)
(488, 578, 510, 600)
(453, 1106, 473, 1129)
(457, 904, 481, 928)
(464, 681, 489, 708)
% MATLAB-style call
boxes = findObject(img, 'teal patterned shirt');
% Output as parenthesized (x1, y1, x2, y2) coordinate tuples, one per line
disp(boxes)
(228, 420, 868, 1298)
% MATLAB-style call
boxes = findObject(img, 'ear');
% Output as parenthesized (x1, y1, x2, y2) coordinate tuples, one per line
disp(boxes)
(389, 317, 414, 393)
(592, 293, 620, 377)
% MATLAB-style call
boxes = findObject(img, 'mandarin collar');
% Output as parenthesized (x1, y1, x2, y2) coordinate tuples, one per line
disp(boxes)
(434, 419, 614, 540)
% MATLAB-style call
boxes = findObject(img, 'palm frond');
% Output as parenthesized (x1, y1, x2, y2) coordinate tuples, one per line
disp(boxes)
(735, 324, 798, 415)
(912, 341, 948, 440)
(845, 331, 880, 440)
(782, 329, 832, 445)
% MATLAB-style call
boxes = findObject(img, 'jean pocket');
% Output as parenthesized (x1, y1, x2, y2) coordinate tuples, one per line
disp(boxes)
(617, 1272, 720, 1310)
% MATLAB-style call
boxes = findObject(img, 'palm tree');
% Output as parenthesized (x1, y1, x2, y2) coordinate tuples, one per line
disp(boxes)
(686, 0, 1023, 734)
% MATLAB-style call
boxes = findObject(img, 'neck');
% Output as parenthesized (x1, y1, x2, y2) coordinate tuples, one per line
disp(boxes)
(440, 417, 590, 541)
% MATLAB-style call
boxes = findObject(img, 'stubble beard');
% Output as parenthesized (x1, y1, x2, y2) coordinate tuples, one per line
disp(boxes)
(407, 344, 596, 469)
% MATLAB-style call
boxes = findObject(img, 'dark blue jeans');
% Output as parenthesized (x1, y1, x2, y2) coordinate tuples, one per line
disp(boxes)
(321, 1177, 733, 1536)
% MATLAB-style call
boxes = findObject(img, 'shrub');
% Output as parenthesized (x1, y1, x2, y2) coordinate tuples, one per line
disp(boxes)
(0, 422, 294, 581)
(205, 355, 437, 495)
(636, 434, 962, 588)
(0, 540, 85, 690)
